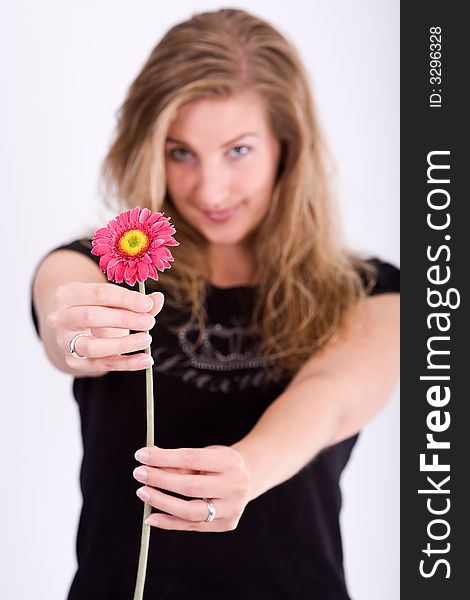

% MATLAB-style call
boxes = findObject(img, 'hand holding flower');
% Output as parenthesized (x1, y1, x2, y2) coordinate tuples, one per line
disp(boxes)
(47, 283, 164, 375)
(133, 445, 253, 532)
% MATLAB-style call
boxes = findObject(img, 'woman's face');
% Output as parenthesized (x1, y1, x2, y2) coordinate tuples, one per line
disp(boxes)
(164, 91, 281, 248)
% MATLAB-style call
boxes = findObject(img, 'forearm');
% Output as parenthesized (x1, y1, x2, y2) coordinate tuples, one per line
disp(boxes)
(232, 294, 400, 502)
(232, 374, 344, 501)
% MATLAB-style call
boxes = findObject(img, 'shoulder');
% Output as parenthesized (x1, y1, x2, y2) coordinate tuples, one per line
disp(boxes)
(35, 238, 101, 274)
(32, 238, 105, 298)
(48, 238, 97, 263)
(359, 257, 400, 296)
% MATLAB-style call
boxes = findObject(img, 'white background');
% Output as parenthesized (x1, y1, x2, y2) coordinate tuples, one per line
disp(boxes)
(1, 1, 399, 598)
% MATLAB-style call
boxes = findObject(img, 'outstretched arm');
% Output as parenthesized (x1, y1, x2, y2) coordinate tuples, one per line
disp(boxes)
(232, 291, 400, 500)
(133, 292, 399, 532)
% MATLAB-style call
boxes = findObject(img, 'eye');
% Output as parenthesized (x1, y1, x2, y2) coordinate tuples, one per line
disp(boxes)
(167, 147, 194, 162)
(228, 145, 252, 158)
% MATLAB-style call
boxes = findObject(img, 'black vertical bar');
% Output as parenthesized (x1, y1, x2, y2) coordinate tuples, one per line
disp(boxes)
(401, 2, 468, 598)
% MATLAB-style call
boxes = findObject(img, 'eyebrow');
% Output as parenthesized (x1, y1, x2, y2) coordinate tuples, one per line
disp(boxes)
(165, 132, 258, 147)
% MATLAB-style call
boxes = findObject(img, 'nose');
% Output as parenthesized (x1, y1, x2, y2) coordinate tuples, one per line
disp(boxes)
(193, 161, 230, 211)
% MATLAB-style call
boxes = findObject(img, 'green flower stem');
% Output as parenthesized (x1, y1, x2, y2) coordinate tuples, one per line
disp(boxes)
(133, 280, 154, 600)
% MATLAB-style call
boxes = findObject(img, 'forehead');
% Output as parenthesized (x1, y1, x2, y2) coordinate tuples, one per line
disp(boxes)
(167, 91, 272, 141)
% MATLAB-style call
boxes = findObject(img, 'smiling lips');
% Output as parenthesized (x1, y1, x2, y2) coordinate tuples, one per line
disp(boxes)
(204, 204, 240, 222)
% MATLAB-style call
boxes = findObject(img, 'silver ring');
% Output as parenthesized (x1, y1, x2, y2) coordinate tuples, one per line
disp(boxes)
(203, 498, 216, 522)
(68, 332, 90, 359)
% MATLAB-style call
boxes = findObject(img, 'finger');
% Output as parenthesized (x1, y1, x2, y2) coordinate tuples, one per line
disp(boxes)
(89, 295, 164, 335)
(147, 292, 165, 318)
(57, 282, 155, 313)
(144, 513, 222, 532)
(70, 331, 152, 359)
(134, 446, 236, 474)
(135, 486, 218, 522)
(133, 466, 226, 499)
(90, 327, 130, 338)
(62, 306, 155, 331)
(66, 352, 154, 373)
(159, 466, 195, 475)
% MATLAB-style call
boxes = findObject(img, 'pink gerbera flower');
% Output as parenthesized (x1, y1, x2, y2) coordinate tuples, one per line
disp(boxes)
(90, 206, 178, 600)
(91, 206, 179, 286)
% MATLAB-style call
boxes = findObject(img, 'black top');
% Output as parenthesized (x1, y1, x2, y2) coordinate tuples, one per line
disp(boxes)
(31, 239, 400, 600)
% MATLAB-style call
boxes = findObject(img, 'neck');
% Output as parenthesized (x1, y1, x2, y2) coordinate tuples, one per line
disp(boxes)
(208, 243, 258, 287)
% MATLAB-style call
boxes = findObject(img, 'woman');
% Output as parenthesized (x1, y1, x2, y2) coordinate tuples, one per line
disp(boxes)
(31, 8, 399, 600)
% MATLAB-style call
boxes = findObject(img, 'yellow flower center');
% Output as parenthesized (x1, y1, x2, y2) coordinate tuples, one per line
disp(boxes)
(118, 229, 149, 257)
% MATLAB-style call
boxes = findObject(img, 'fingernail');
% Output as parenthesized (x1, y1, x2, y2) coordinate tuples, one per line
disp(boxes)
(156, 292, 165, 306)
(134, 467, 148, 482)
(136, 487, 151, 502)
(145, 516, 158, 526)
(135, 449, 150, 462)
(140, 357, 154, 368)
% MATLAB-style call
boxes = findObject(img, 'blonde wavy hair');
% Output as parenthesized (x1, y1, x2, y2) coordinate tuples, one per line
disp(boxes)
(100, 8, 377, 378)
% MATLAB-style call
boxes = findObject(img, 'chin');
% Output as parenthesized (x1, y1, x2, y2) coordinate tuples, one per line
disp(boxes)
(207, 235, 246, 246)
(202, 229, 248, 246)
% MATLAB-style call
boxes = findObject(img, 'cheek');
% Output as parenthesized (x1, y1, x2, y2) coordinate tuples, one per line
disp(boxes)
(165, 163, 192, 201)
(243, 156, 278, 200)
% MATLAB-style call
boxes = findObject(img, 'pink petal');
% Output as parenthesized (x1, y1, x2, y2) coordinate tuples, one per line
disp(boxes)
(126, 270, 138, 286)
(107, 219, 119, 232)
(99, 254, 113, 271)
(160, 247, 173, 260)
(130, 206, 140, 224)
(107, 264, 117, 281)
(136, 261, 150, 282)
(93, 226, 112, 238)
(117, 211, 130, 227)
(145, 213, 163, 227)
(149, 222, 166, 235)
(147, 263, 159, 280)
(139, 208, 151, 224)
(93, 209, 177, 283)
(91, 244, 112, 256)
(155, 224, 175, 236)
(106, 256, 121, 271)
(152, 257, 164, 271)
(150, 250, 164, 262)
(92, 236, 113, 247)
(124, 263, 137, 283)
(114, 261, 126, 283)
